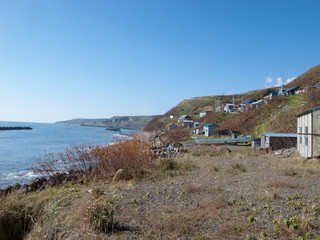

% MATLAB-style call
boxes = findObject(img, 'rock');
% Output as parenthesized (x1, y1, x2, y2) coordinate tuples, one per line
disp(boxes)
(16, 184, 28, 194)
(3, 186, 12, 195)
(28, 177, 46, 192)
(11, 183, 21, 191)
(113, 169, 125, 182)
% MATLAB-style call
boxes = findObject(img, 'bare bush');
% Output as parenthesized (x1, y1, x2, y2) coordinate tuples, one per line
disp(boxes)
(33, 138, 154, 182)
(92, 138, 153, 180)
(161, 128, 190, 146)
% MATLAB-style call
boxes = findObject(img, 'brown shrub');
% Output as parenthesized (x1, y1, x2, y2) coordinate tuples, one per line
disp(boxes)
(33, 138, 154, 181)
(92, 138, 153, 180)
(161, 128, 190, 146)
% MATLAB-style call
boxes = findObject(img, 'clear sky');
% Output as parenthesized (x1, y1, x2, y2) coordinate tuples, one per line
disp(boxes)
(1, 0, 319, 123)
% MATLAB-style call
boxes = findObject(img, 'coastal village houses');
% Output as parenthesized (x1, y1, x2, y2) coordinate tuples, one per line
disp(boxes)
(297, 107, 320, 158)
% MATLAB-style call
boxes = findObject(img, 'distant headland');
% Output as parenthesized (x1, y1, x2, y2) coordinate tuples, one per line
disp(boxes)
(0, 126, 32, 131)
(55, 115, 159, 130)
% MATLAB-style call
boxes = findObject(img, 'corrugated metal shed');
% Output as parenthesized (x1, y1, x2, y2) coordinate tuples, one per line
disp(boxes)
(296, 107, 320, 118)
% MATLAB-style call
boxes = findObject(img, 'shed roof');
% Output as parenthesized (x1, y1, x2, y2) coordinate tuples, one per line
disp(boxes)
(242, 99, 255, 104)
(296, 106, 320, 118)
(204, 123, 219, 127)
(259, 133, 297, 138)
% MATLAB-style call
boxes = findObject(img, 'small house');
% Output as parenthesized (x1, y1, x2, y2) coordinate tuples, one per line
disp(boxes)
(296, 106, 320, 158)
(177, 115, 190, 122)
(182, 120, 194, 128)
(165, 123, 178, 131)
(203, 124, 219, 137)
(259, 133, 297, 151)
(223, 103, 235, 113)
(199, 111, 212, 118)
(277, 86, 299, 96)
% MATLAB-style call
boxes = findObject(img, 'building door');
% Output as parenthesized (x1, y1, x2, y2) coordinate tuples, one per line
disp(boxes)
(305, 136, 308, 158)
(299, 136, 302, 155)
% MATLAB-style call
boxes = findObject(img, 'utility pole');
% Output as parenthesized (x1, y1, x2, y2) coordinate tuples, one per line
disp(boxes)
(280, 73, 284, 95)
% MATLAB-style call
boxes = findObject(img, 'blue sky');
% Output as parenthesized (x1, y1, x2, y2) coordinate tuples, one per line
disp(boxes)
(0, 0, 319, 123)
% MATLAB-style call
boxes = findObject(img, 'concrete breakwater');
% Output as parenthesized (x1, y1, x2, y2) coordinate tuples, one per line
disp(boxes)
(0, 126, 32, 130)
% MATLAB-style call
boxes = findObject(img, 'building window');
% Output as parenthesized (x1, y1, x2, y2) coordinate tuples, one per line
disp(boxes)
(305, 127, 308, 134)
(298, 127, 302, 134)
(305, 137, 308, 146)
(299, 136, 302, 145)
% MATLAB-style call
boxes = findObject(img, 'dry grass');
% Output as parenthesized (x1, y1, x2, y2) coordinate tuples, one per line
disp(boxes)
(3, 150, 320, 239)
(266, 180, 303, 189)
(189, 145, 228, 157)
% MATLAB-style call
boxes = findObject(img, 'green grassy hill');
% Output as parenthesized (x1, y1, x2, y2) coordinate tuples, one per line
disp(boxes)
(144, 64, 320, 136)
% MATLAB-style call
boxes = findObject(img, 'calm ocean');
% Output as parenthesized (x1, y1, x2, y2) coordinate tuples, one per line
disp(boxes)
(0, 121, 128, 188)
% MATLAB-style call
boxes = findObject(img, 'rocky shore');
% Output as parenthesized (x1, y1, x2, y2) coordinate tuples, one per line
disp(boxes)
(0, 171, 85, 198)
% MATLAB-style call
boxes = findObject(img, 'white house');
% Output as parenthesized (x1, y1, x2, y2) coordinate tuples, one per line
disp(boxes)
(297, 107, 320, 158)
(223, 103, 235, 113)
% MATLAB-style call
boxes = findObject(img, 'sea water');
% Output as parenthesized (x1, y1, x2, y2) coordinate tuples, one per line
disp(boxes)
(0, 121, 130, 188)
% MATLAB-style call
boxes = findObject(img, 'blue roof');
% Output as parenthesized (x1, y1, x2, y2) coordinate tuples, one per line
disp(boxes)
(204, 124, 219, 128)
(242, 99, 255, 104)
(260, 133, 297, 138)
(283, 86, 299, 93)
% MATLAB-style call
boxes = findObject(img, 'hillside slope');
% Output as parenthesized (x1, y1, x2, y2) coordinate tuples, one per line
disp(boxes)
(145, 64, 320, 136)
(286, 64, 320, 88)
